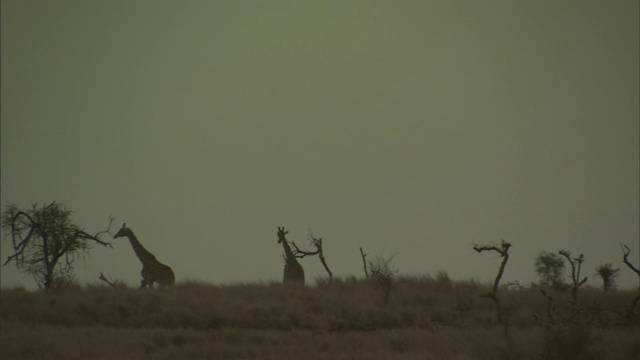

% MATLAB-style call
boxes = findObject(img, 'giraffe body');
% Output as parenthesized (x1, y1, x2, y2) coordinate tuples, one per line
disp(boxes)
(277, 227, 305, 285)
(114, 224, 175, 288)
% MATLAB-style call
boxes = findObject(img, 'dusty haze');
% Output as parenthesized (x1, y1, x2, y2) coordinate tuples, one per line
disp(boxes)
(1, 1, 638, 289)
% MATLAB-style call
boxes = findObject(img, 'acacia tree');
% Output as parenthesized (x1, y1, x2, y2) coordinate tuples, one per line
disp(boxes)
(595, 263, 620, 292)
(534, 251, 565, 288)
(2, 202, 113, 290)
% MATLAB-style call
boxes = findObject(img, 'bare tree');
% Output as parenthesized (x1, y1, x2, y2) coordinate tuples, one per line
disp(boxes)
(1, 202, 113, 290)
(558, 250, 587, 304)
(473, 240, 512, 323)
(290, 229, 333, 279)
(621, 243, 640, 318)
(368, 254, 397, 305)
(359, 247, 369, 279)
(621, 243, 640, 278)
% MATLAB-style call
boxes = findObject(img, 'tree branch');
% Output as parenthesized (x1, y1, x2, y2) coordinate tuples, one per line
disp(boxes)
(473, 240, 511, 323)
(473, 240, 511, 295)
(91, 216, 115, 242)
(4, 211, 37, 266)
(98, 272, 118, 287)
(77, 230, 112, 248)
(290, 241, 318, 258)
(360, 247, 369, 279)
(621, 243, 640, 276)
(310, 235, 333, 279)
(291, 229, 333, 279)
(559, 250, 587, 304)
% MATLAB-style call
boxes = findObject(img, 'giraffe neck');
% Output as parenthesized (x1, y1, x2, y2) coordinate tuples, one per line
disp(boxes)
(125, 231, 154, 264)
(281, 239, 296, 262)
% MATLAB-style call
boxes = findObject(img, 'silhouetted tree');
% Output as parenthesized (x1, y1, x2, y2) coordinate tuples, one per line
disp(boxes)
(473, 240, 512, 324)
(534, 251, 565, 288)
(559, 250, 587, 304)
(359, 247, 369, 279)
(621, 243, 640, 318)
(595, 263, 620, 292)
(1, 202, 112, 290)
(290, 228, 333, 279)
(368, 254, 397, 305)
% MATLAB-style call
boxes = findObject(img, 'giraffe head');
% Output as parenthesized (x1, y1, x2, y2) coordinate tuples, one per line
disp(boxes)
(277, 227, 288, 244)
(114, 223, 131, 239)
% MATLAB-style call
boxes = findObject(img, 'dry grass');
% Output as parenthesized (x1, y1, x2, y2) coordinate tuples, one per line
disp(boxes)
(1, 276, 638, 359)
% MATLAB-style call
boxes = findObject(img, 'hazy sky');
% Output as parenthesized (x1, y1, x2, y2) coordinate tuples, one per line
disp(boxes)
(2, 1, 638, 290)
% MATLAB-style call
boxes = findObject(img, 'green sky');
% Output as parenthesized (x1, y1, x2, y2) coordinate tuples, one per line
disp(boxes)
(1, 1, 638, 289)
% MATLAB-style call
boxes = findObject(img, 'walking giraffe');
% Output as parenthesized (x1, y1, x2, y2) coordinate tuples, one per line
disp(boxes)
(114, 223, 175, 288)
(277, 227, 305, 285)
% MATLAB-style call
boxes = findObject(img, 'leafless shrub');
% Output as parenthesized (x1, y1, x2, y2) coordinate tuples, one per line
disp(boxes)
(559, 250, 588, 305)
(368, 254, 398, 305)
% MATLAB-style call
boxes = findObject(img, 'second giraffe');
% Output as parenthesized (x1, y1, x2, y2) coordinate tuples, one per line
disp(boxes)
(277, 226, 305, 285)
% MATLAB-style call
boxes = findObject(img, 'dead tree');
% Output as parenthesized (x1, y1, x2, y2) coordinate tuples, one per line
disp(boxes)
(473, 240, 512, 323)
(621, 243, 640, 277)
(290, 229, 333, 279)
(558, 250, 587, 304)
(621, 243, 640, 319)
(368, 254, 398, 305)
(98, 272, 118, 287)
(359, 247, 369, 279)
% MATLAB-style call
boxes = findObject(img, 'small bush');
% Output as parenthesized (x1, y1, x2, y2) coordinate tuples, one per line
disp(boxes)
(541, 325, 602, 360)
(368, 255, 398, 305)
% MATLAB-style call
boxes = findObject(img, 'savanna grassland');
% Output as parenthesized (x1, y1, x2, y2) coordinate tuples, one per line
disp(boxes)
(1, 276, 638, 360)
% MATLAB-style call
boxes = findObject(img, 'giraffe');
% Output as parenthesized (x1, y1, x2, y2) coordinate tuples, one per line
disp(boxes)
(114, 223, 175, 288)
(277, 227, 305, 285)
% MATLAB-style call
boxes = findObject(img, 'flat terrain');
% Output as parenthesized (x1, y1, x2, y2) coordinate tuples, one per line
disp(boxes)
(1, 277, 638, 359)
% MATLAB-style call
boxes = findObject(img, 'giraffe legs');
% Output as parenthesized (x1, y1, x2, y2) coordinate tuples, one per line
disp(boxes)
(139, 266, 171, 288)
(140, 279, 155, 288)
